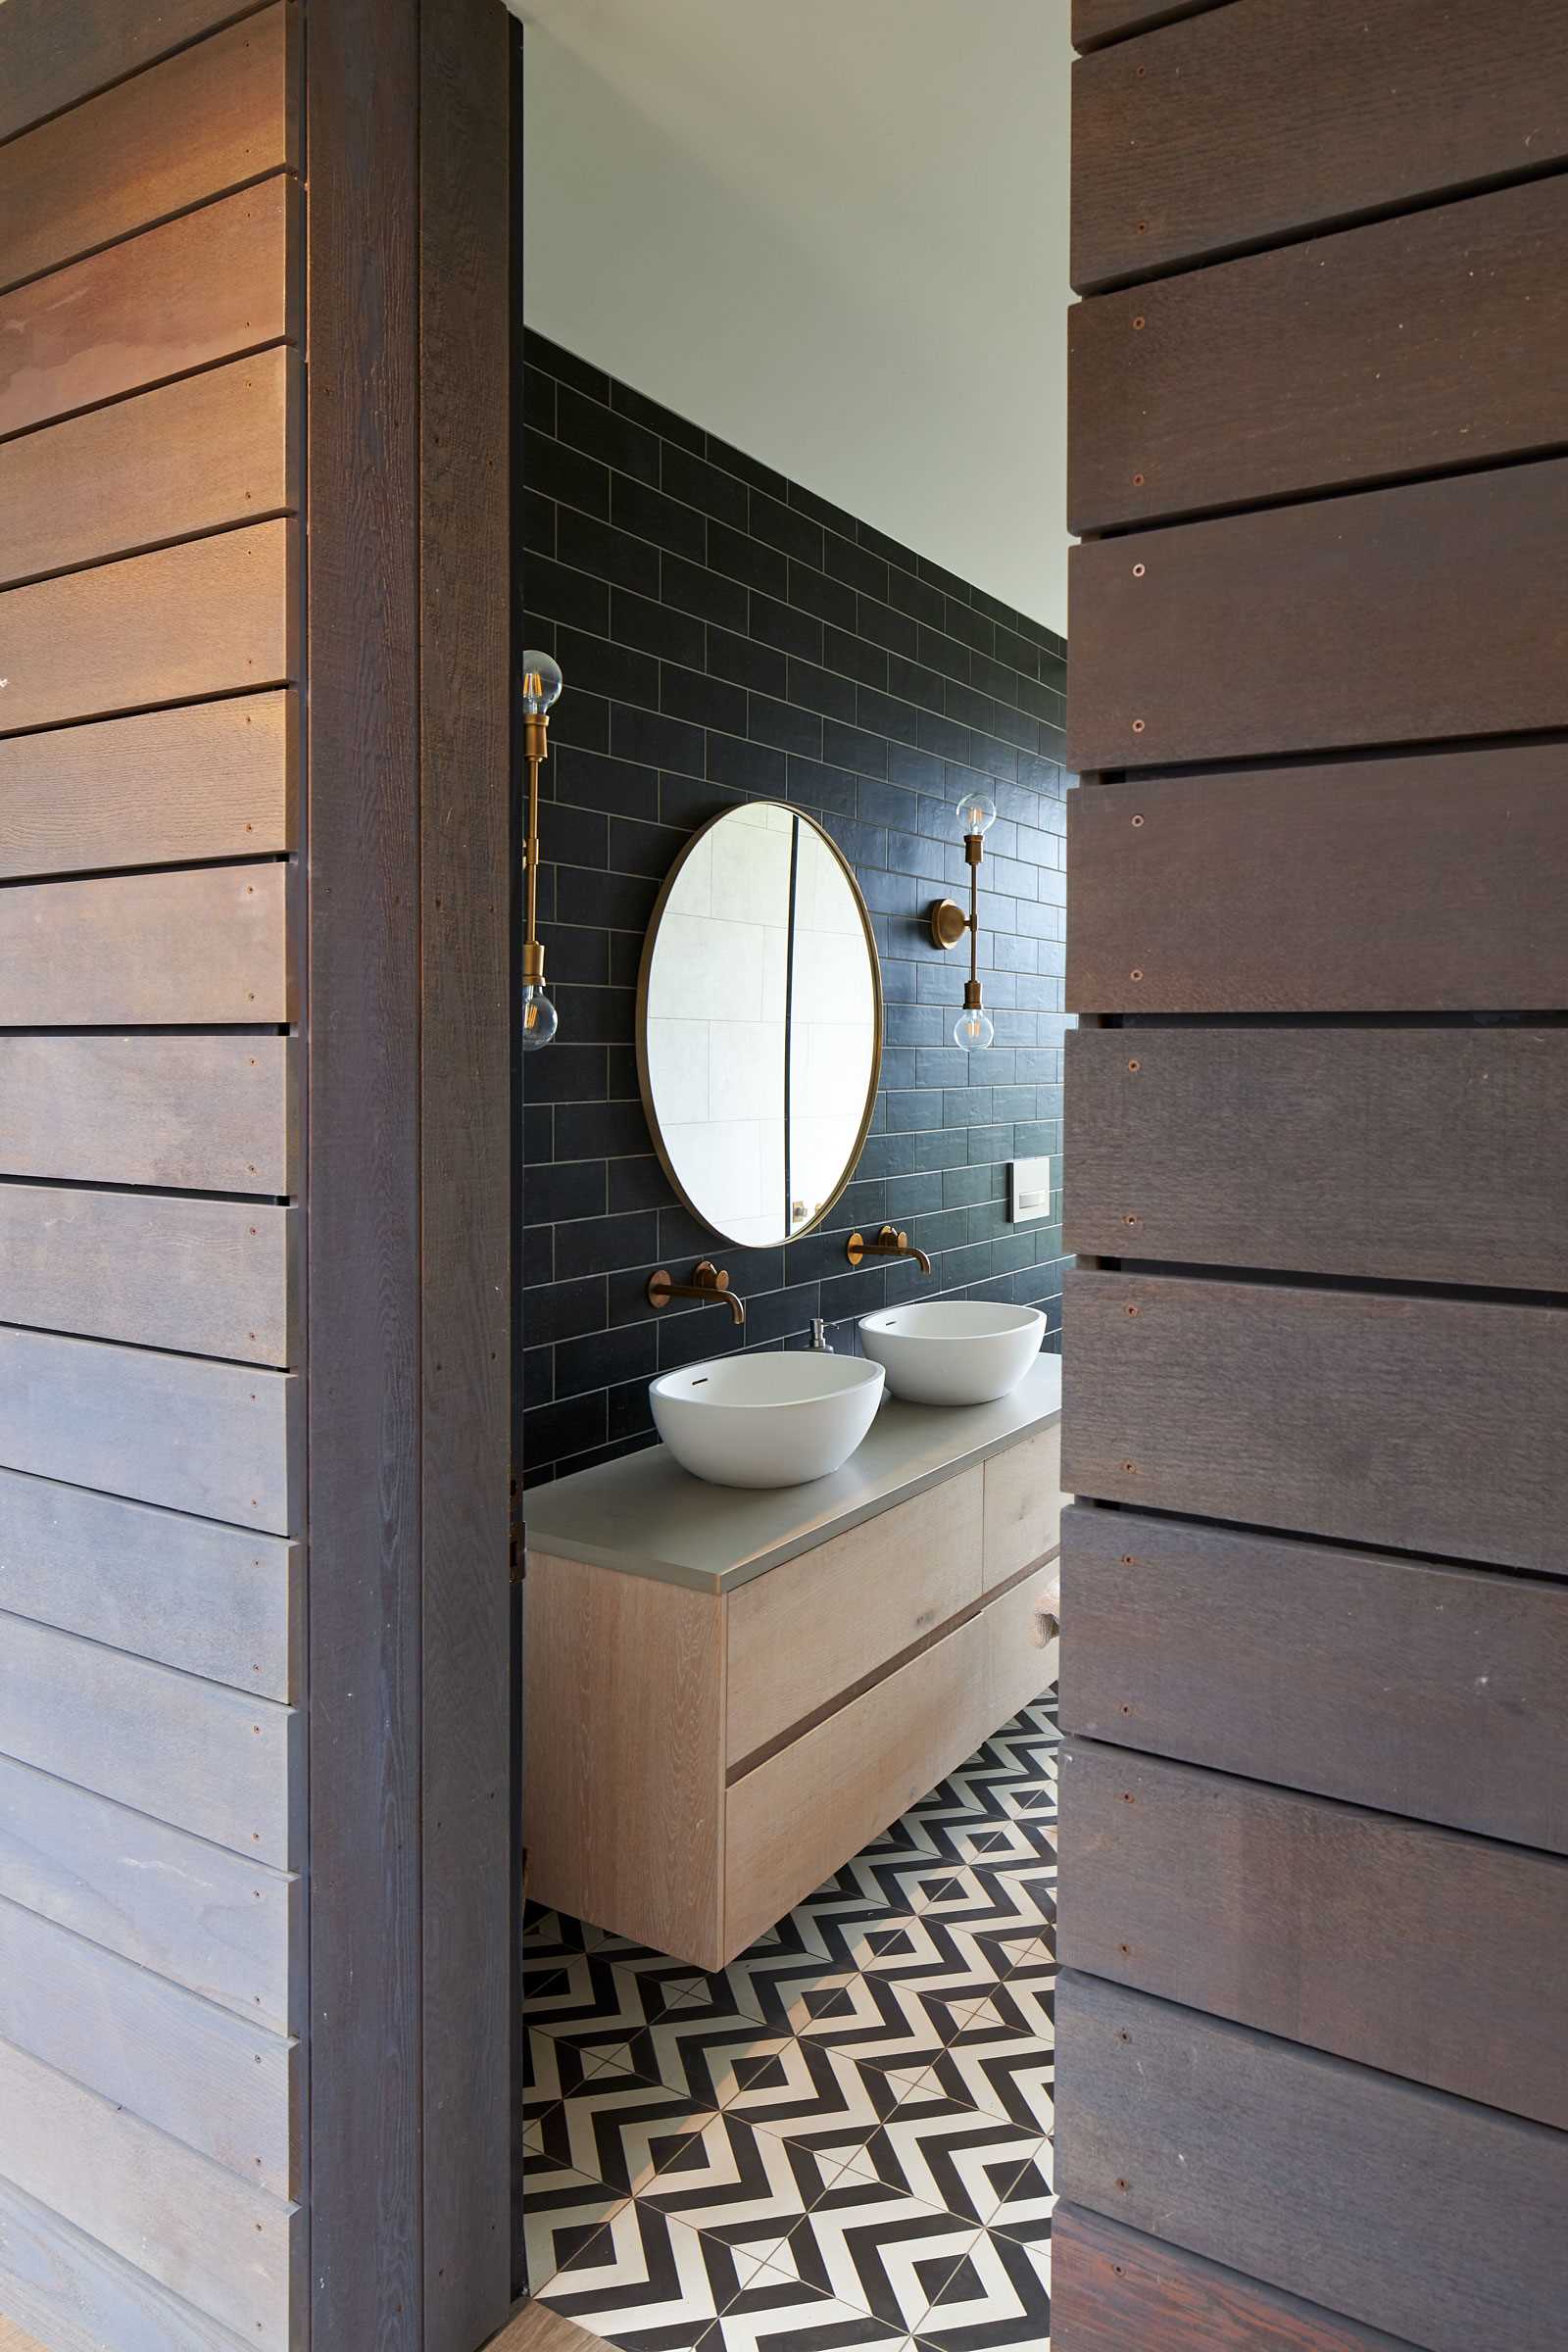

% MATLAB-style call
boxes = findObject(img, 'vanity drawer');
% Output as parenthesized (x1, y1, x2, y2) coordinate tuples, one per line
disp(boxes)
(725, 1466, 983, 1765)
(987, 1556, 1059, 1728)
(983, 1421, 1066, 1590)
(725, 1612, 989, 1956)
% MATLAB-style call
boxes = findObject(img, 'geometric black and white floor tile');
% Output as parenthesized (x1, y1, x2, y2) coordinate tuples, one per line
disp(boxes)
(523, 1695, 1056, 2350)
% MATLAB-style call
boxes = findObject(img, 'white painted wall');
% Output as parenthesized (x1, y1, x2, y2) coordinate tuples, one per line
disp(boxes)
(511, 0, 1072, 636)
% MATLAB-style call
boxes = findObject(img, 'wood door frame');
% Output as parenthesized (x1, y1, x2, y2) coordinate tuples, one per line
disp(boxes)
(305, 3, 515, 2348)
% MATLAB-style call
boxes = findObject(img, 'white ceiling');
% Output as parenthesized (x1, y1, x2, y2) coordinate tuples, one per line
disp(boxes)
(510, 0, 1072, 634)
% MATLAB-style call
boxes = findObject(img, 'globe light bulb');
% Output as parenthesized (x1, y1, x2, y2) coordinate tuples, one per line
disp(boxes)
(956, 788, 997, 837)
(955, 1004, 995, 1053)
(520, 651, 564, 715)
(520, 982, 559, 1052)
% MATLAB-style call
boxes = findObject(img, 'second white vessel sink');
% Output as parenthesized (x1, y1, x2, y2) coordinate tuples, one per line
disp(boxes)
(858, 1300, 1045, 1406)
(651, 1351, 885, 1488)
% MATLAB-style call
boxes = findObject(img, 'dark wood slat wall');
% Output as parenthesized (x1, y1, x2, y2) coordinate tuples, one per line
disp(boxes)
(1058, 8, 1568, 2344)
(0, 0, 273, 145)
(0, 11, 306, 2350)
(1057, 1976, 1568, 2352)
(1071, 0, 1568, 289)
(1069, 176, 1568, 532)
(0, 5, 515, 2350)
(1071, 0, 1235, 52)
(1059, 1742, 1568, 2127)
(1064, 749, 1568, 1013)
(306, 4, 513, 2351)
(416, 0, 513, 2342)
(1060, 1507, 1568, 1854)
(1051, 2207, 1423, 2352)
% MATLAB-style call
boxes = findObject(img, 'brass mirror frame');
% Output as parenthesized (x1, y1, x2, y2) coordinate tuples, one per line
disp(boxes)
(634, 802, 885, 1249)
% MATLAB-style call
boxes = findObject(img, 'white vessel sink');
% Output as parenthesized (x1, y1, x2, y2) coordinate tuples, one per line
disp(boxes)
(858, 1300, 1045, 1406)
(651, 1351, 885, 1488)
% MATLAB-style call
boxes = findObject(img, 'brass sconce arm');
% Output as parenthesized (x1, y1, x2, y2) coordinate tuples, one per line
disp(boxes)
(647, 1260, 748, 1327)
(519, 654, 564, 1050)
(847, 1223, 933, 1277)
(928, 828, 983, 956)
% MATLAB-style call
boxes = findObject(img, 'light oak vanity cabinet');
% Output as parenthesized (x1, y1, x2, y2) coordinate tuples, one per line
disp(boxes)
(524, 1359, 1063, 1969)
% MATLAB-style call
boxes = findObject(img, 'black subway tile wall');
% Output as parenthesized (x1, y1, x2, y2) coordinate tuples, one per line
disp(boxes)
(520, 330, 1069, 1488)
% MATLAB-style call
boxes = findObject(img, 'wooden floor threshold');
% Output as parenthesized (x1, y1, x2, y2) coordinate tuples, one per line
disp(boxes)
(488, 2299, 618, 2352)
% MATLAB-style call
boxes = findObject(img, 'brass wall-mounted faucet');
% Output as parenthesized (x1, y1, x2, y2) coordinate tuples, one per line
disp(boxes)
(846, 1223, 933, 1277)
(646, 1260, 747, 1327)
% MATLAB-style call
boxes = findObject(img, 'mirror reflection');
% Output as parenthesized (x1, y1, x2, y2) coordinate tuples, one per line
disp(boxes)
(638, 804, 882, 1248)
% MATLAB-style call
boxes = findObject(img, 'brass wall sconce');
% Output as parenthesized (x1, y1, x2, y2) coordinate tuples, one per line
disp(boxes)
(646, 1260, 748, 1327)
(847, 1223, 933, 1275)
(520, 651, 564, 1051)
(926, 787, 998, 1052)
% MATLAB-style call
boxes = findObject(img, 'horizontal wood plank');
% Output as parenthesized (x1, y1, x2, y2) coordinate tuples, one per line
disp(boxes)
(0, 1894, 296, 2193)
(0, 1034, 296, 1194)
(1059, 1506, 1568, 1853)
(0, 1468, 298, 1698)
(0, 1325, 298, 1534)
(1071, 0, 1568, 291)
(1059, 1741, 1568, 2127)
(1056, 1973, 1568, 2352)
(1062, 1270, 1568, 1573)
(0, 178, 295, 444)
(0, 2173, 263, 2352)
(1070, 176, 1568, 531)
(1063, 1026, 1568, 1287)
(1064, 749, 1568, 1013)
(0, 693, 294, 879)
(0, 519, 294, 736)
(1068, 458, 1568, 770)
(0, 1611, 296, 1867)
(0, 863, 290, 1025)
(0, 1187, 294, 1365)
(0, 8, 293, 296)
(1052, 2204, 1421, 2351)
(0, 0, 267, 147)
(0, 2034, 295, 2350)
(0, 1752, 295, 2032)
(0, 349, 296, 591)
(1073, 0, 1234, 49)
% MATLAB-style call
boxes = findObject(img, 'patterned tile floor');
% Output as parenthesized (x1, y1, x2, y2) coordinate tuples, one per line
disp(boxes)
(522, 1694, 1056, 2351)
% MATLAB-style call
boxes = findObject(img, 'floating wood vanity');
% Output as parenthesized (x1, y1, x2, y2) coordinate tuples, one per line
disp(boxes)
(523, 1357, 1063, 1970)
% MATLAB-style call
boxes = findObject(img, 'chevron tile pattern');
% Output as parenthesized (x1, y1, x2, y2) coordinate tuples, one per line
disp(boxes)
(523, 1696, 1056, 2350)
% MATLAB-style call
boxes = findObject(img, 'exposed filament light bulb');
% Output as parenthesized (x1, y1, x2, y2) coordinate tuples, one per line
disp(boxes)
(956, 788, 997, 838)
(955, 1002, 995, 1053)
(520, 652, 564, 715)
(520, 981, 559, 1052)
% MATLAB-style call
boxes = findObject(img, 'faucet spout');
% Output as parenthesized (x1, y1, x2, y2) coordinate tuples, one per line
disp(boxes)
(846, 1224, 933, 1277)
(647, 1259, 748, 1327)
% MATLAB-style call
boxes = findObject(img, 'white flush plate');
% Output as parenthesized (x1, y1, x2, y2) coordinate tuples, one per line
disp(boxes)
(1007, 1155, 1052, 1224)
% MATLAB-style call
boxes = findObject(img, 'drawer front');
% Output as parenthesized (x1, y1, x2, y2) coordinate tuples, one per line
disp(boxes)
(987, 1558, 1059, 1730)
(983, 1422, 1065, 1590)
(725, 1614, 988, 1959)
(725, 1467, 982, 1766)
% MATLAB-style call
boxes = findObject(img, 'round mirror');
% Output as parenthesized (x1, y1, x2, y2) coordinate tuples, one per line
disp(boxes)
(637, 803, 883, 1248)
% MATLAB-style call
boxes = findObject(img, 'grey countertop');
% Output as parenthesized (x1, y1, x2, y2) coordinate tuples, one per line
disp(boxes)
(523, 1353, 1062, 1593)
